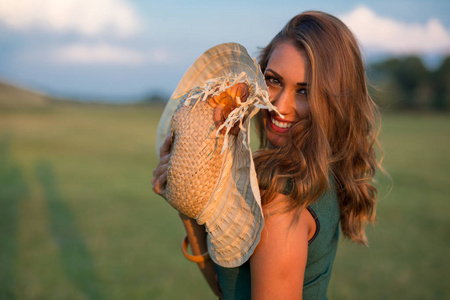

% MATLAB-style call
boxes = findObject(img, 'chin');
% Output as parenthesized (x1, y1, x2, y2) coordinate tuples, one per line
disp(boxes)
(267, 136, 285, 147)
(263, 116, 288, 147)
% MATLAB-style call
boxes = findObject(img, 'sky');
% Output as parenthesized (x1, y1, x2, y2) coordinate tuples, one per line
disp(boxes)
(0, 0, 449, 101)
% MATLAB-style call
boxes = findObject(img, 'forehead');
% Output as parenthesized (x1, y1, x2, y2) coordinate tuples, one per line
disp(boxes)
(266, 42, 310, 81)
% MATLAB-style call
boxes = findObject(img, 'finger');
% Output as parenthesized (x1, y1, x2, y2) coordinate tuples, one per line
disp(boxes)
(153, 161, 168, 182)
(215, 91, 230, 104)
(213, 102, 227, 127)
(207, 90, 227, 108)
(158, 172, 168, 189)
(160, 134, 172, 158)
(152, 180, 163, 196)
(159, 153, 171, 165)
(206, 97, 218, 108)
(152, 159, 168, 177)
(238, 83, 249, 102)
(228, 83, 248, 102)
(227, 83, 240, 99)
(152, 172, 167, 197)
(222, 94, 233, 111)
(155, 173, 168, 196)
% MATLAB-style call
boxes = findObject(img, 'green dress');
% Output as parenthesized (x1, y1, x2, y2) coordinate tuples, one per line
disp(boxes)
(215, 184, 340, 300)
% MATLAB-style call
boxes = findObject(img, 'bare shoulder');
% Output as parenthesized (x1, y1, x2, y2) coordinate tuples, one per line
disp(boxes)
(261, 192, 316, 242)
(250, 193, 315, 300)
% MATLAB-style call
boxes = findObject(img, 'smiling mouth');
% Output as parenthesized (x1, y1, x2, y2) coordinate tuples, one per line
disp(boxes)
(271, 117, 293, 129)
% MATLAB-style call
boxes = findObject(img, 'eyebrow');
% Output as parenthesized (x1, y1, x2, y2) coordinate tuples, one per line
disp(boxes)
(265, 68, 308, 87)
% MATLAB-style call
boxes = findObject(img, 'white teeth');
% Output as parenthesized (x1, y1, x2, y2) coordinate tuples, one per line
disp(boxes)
(271, 117, 293, 129)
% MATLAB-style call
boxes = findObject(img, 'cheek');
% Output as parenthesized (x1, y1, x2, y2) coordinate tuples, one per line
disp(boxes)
(267, 86, 278, 102)
(296, 100, 309, 118)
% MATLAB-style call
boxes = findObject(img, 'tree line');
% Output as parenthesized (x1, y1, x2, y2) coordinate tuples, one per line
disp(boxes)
(368, 56, 450, 111)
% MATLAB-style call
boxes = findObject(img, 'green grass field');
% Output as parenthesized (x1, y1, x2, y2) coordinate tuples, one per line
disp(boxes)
(1, 103, 449, 299)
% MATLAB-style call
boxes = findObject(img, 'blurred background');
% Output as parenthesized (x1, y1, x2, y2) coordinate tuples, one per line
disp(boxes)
(1, 0, 449, 299)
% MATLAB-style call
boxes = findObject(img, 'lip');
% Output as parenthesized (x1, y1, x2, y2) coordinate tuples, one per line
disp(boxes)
(268, 115, 294, 133)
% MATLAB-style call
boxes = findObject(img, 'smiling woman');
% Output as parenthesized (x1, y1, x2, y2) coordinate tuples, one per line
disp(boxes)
(247, 11, 383, 299)
(153, 10, 384, 300)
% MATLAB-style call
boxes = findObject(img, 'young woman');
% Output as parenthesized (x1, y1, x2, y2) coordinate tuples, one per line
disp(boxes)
(153, 10, 382, 299)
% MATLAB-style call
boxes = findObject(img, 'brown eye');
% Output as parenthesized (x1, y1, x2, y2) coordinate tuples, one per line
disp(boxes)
(264, 75, 281, 86)
(297, 88, 308, 97)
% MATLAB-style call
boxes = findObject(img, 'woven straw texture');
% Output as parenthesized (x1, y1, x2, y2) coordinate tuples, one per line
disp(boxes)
(166, 97, 225, 219)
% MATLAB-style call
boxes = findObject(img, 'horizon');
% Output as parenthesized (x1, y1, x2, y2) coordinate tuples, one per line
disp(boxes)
(0, 53, 447, 103)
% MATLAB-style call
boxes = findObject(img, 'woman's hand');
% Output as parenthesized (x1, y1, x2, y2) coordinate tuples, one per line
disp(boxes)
(152, 134, 172, 199)
(207, 83, 249, 135)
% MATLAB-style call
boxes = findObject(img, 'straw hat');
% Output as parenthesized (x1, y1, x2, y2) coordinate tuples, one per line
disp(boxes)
(155, 43, 279, 267)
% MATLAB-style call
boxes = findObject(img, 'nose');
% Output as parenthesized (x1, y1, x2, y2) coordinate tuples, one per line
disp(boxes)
(272, 88, 294, 115)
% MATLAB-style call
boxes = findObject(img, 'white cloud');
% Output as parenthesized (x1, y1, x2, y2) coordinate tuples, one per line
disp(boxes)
(340, 5, 450, 55)
(43, 43, 173, 65)
(0, 0, 142, 38)
(52, 43, 145, 65)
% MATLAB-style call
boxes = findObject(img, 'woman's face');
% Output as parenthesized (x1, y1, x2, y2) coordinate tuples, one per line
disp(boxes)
(262, 41, 310, 147)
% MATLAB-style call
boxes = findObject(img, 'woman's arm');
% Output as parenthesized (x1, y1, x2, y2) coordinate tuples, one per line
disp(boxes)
(250, 193, 315, 300)
(179, 213, 220, 296)
(152, 135, 220, 296)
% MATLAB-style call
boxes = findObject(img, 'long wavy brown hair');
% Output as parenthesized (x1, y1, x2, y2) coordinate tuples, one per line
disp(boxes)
(253, 11, 383, 244)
